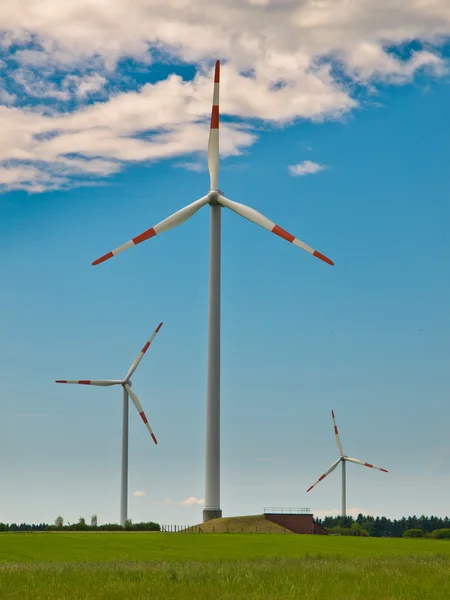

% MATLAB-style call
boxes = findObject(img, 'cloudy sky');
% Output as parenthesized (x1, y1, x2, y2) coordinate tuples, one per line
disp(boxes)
(0, 0, 449, 526)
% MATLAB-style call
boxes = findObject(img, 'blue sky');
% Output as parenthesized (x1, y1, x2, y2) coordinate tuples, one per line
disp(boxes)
(0, 3, 450, 526)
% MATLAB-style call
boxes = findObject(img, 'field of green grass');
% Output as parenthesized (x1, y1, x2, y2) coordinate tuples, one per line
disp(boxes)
(1, 532, 449, 599)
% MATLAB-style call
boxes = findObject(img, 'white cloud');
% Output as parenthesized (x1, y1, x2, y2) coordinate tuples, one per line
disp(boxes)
(0, 89, 16, 105)
(288, 160, 327, 176)
(132, 491, 146, 497)
(0, 0, 448, 190)
(72, 73, 107, 98)
(164, 496, 204, 507)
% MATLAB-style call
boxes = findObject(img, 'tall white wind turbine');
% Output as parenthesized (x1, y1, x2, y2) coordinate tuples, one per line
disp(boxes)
(56, 322, 163, 526)
(306, 410, 388, 517)
(92, 61, 334, 522)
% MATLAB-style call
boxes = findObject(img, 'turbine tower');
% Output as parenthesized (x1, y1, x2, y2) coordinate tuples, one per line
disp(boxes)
(92, 61, 334, 522)
(56, 322, 162, 525)
(306, 410, 388, 517)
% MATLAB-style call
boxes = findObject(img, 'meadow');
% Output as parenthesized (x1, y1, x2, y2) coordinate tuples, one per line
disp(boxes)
(1, 532, 450, 599)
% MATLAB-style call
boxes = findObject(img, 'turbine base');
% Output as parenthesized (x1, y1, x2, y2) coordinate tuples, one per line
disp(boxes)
(203, 508, 222, 522)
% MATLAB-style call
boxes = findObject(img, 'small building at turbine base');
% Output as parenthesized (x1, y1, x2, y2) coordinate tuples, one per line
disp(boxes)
(263, 507, 328, 535)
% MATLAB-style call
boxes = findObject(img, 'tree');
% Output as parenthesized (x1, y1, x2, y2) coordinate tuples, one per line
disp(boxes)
(124, 519, 132, 530)
(90, 514, 98, 528)
(54, 516, 64, 529)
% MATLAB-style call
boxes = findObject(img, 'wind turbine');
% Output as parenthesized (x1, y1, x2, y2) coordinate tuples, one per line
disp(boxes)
(55, 322, 163, 526)
(91, 60, 334, 522)
(306, 410, 388, 517)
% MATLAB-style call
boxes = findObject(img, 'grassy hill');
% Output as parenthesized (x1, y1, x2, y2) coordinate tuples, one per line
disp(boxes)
(183, 514, 293, 534)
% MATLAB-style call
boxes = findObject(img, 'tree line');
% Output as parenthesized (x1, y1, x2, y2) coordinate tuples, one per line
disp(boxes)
(0, 515, 160, 532)
(317, 514, 450, 537)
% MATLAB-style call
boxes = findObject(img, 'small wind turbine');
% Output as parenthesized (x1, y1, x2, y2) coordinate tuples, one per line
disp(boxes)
(56, 322, 163, 526)
(92, 60, 334, 522)
(307, 410, 388, 517)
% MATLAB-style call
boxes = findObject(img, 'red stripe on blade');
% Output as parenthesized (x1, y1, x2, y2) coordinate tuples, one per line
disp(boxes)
(79, 380, 91, 385)
(92, 251, 114, 266)
(139, 411, 148, 424)
(210, 105, 219, 129)
(151, 433, 158, 444)
(365, 463, 374, 468)
(306, 486, 313, 492)
(272, 224, 295, 243)
(141, 342, 150, 354)
(133, 227, 156, 245)
(214, 60, 220, 83)
(55, 380, 67, 383)
(156, 322, 163, 332)
(381, 469, 388, 473)
(313, 250, 334, 266)
(334, 426, 339, 435)
(332, 410, 335, 418)
(318, 474, 326, 482)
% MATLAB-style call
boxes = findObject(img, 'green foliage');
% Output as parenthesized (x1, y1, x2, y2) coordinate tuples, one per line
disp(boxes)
(432, 528, 450, 539)
(44, 520, 160, 532)
(320, 513, 450, 537)
(350, 522, 370, 536)
(54, 516, 64, 529)
(328, 523, 369, 537)
(403, 528, 424, 538)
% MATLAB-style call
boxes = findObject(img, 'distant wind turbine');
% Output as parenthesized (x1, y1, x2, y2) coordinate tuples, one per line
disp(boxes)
(56, 322, 163, 526)
(92, 60, 334, 522)
(307, 410, 388, 517)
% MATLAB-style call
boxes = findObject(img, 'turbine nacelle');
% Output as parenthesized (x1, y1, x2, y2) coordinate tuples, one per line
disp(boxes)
(208, 189, 224, 204)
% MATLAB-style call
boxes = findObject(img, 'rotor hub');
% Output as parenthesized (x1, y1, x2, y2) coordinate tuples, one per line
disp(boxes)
(208, 189, 223, 205)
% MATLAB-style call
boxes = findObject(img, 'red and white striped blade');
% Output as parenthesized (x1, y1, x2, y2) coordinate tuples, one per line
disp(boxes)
(55, 380, 121, 386)
(306, 458, 341, 493)
(92, 196, 209, 266)
(207, 60, 220, 190)
(217, 195, 334, 266)
(345, 457, 388, 473)
(124, 383, 157, 444)
(331, 409, 344, 456)
(125, 322, 163, 381)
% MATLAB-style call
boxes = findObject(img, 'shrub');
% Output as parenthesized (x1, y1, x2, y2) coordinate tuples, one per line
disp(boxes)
(403, 528, 424, 538)
(431, 528, 450, 539)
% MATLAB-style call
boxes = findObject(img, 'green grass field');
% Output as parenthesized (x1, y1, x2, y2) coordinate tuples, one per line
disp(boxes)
(1, 532, 450, 599)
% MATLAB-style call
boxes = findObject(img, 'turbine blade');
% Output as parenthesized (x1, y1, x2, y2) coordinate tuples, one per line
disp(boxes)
(92, 196, 210, 265)
(207, 60, 220, 190)
(345, 457, 388, 473)
(306, 458, 341, 493)
(124, 383, 157, 444)
(125, 322, 163, 381)
(55, 380, 121, 386)
(217, 194, 333, 266)
(331, 409, 344, 457)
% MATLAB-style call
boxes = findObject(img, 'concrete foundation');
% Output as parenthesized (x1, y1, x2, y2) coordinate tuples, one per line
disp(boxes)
(203, 508, 223, 522)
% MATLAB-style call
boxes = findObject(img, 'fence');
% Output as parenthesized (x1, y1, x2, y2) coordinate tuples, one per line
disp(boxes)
(161, 525, 203, 533)
(263, 507, 311, 515)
